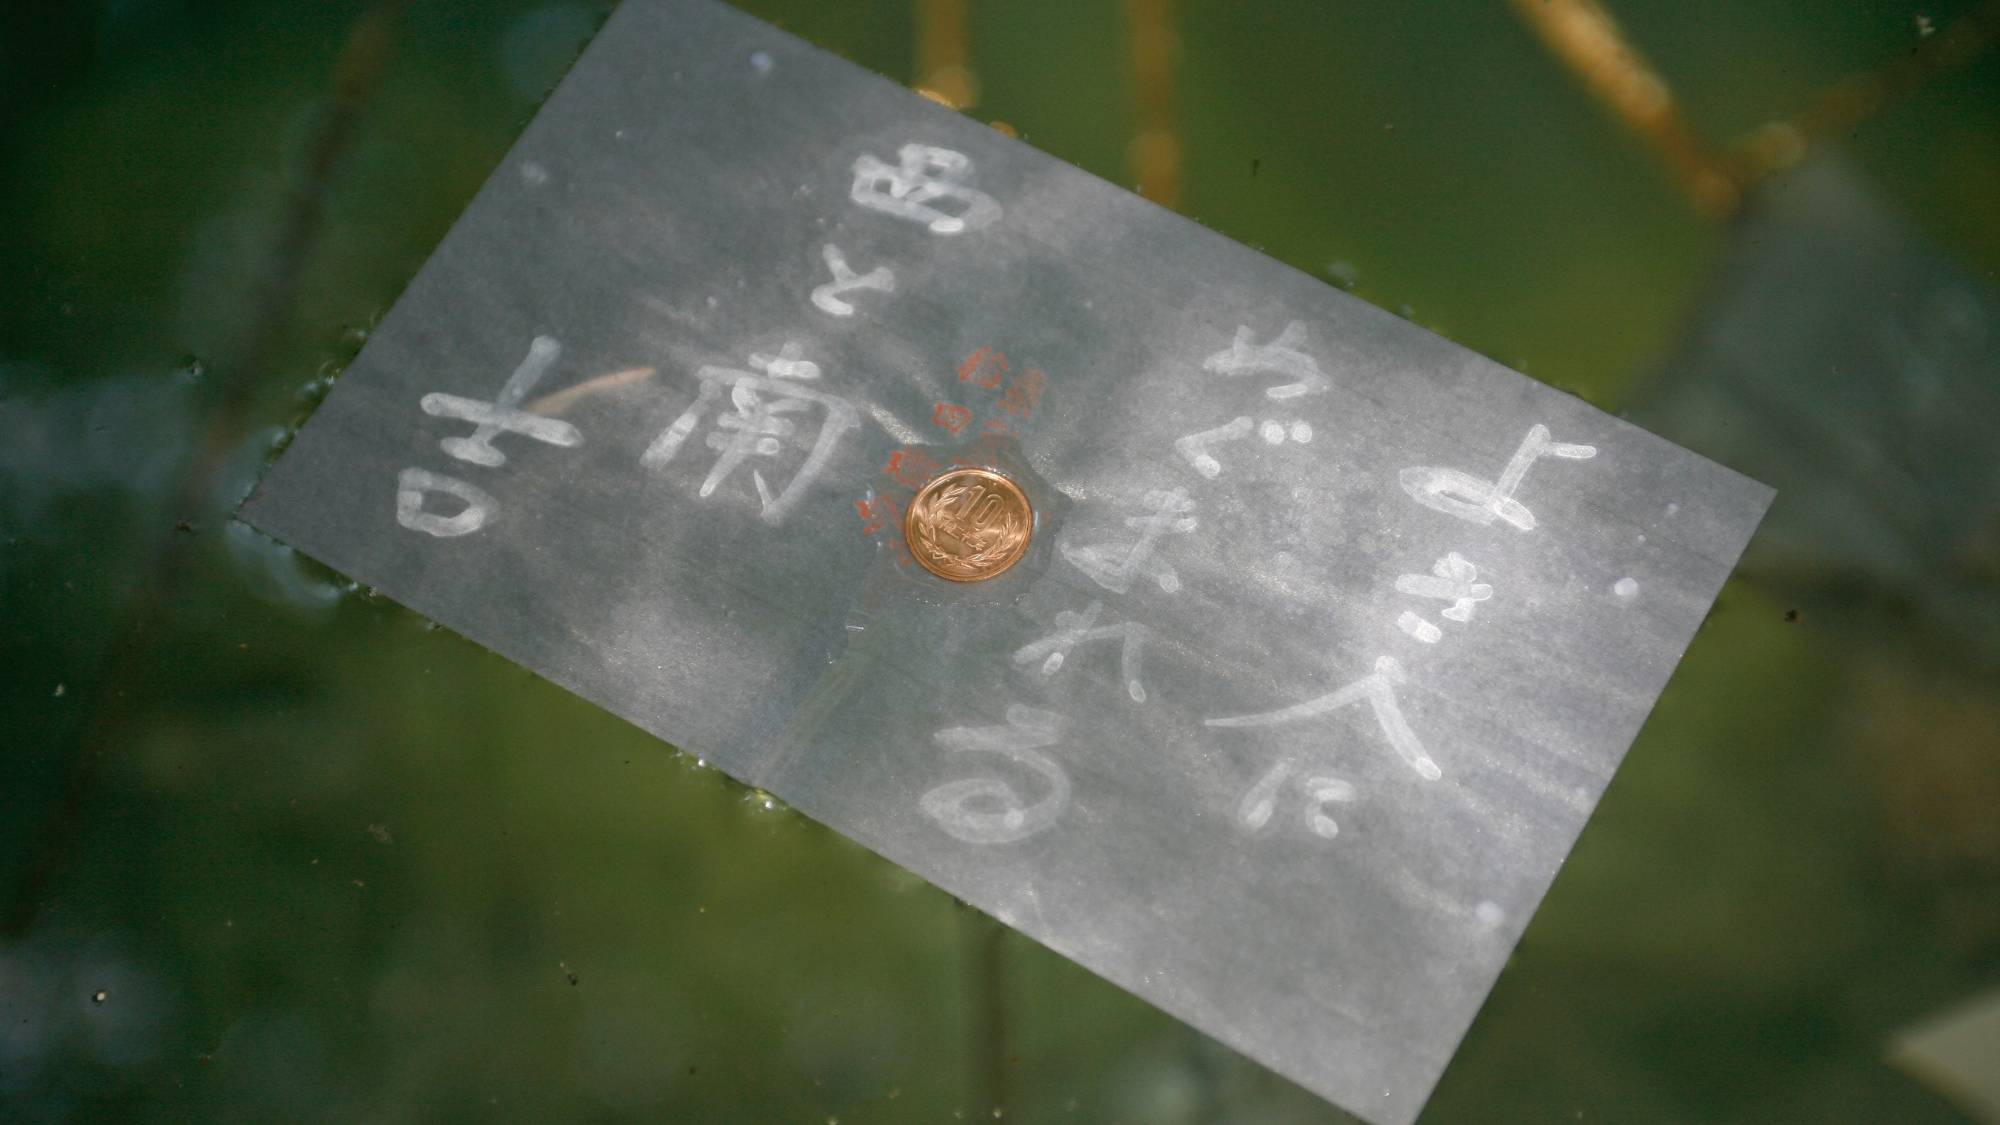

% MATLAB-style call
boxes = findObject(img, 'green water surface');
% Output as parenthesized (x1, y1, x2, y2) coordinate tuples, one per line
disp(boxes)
(4, 1, 1997, 1121)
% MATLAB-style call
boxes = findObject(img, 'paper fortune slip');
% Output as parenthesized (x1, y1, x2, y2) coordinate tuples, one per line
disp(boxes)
(241, 2, 1773, 1121)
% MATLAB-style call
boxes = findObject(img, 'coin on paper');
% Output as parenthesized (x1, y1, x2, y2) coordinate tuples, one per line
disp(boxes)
(904, 468, 1034, 582)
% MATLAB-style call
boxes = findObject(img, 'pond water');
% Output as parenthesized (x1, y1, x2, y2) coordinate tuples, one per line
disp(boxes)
(3, 1, 1997, 1121)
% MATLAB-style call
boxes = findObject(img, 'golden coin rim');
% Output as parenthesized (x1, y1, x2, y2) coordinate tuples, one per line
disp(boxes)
(903, 468, 1034, 583)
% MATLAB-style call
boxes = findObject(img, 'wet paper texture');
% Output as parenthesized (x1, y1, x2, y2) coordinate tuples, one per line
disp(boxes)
(240, 2, 1772, 1121)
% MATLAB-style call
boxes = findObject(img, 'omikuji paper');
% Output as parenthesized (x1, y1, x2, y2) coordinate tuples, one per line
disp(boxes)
(241, 3, 1773, 1121)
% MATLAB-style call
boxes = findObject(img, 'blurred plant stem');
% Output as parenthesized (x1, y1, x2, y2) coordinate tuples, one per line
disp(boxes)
(1506, 0, 1739, 217)
(914, 0, 976, 108)
(962, 905, 1011, 1118)
(1124, 0, 1182, 211)
(1732, 0, 2000, 185)
(1, 1, 404, 939)
(1511, 0, 2000, 219)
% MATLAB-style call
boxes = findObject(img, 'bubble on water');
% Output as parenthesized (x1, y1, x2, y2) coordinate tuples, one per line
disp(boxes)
(1259, 421, 1285, 445)
(520, 160, 550, 187)
(70, 940, 171, 1069)
(1474, 901, 1505, 929)
(749, 50, 773, 75)
(1613, 577, 1639, 600)
(1325, 260, 1359, 288)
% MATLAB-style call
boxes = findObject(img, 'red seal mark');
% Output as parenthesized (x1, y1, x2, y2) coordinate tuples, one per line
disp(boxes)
(854, 493, 901, 536)
(957, 346, 1010, 389)
(997, 368, 1046, 417)
(883, 448, 942, 490)
(932, 401, 972, 435)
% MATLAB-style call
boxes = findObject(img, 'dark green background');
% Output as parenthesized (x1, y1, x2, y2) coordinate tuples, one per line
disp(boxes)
(3, 1, 1996, 1121)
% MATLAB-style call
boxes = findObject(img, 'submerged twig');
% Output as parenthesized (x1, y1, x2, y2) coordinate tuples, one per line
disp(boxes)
(526, 366, 657, 417)
(962, 906, 1011, 1118)
(1507, 0, 1739, 217)
(1124, 0, 1183, 211)
(1514, 0, 2000, 218)
(915, 0, 976, 109)
(1731, 0, 2000, 184)
(2, 2, 404, 939)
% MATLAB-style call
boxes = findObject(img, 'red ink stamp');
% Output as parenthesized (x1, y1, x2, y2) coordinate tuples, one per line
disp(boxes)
(997, 368, 1046, 417)
(957, 346, 1010, 389)
(855, 493, 901, 536)
(932, 401, 972, 435)
(883, 448, 942, 490)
